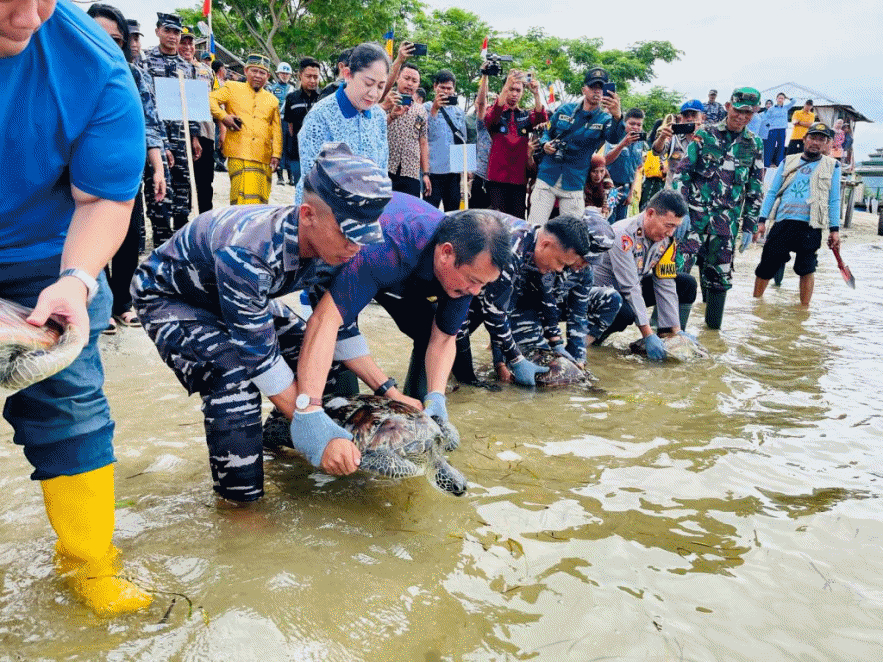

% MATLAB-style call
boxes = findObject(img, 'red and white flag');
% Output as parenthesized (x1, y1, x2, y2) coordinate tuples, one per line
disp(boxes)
(480, 37, 488, 60)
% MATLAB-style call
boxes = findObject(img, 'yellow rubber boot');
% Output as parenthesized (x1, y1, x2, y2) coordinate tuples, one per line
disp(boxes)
(40, 464, 152, 617)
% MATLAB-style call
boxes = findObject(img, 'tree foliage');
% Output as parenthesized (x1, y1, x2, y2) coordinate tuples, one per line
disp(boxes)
(177, 1, 682, 109)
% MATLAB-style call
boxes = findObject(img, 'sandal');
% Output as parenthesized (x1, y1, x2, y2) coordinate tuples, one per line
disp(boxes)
(114, 310, 141, 327)
(102, 318, 118, 335)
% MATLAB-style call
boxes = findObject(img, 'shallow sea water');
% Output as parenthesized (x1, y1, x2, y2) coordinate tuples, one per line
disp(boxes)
(1, 211, 881, 661)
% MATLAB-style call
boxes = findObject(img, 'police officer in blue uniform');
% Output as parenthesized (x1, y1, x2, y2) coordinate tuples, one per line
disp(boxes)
(131, 144, 392, 504)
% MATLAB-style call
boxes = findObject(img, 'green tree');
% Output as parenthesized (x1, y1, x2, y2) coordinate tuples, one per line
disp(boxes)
(620, 86, 684, 128)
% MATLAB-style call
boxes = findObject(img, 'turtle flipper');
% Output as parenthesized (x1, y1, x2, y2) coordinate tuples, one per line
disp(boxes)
(360, 450, 421, 480)
(435, 420, 461, 451)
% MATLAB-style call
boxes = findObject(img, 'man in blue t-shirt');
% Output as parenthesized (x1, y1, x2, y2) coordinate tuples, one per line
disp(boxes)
(752, 122, 841, 307)
(604, 107, 646, 221)
(0, 0, 150, 617)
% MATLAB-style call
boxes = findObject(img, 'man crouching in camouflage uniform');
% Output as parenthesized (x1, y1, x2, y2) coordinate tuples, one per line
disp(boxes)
(672, 87, 764, 329)
(141, 13, 203, 246)
(131, 144, 391, 504)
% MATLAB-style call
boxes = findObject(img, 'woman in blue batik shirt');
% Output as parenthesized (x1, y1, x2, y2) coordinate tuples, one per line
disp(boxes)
(294, 42, 391, 206)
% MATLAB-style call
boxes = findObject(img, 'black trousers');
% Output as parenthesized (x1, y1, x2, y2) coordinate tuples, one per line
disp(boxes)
(194, 136, 215, 214)
(389, 171, 421, 197)
(487, 181, 527, 219)
(425, 172, 461, 211)
(104, 183, 143, 317)
(469, 174, 491, 210)
(373, 290, 436, 400)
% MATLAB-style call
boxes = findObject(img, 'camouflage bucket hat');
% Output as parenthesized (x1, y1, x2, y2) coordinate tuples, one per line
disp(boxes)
(582, 207, 615, 256)
(304, 143, 392, 246)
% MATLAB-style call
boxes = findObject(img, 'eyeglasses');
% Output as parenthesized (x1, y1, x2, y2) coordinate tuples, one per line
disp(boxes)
(731, 91, 760, 105)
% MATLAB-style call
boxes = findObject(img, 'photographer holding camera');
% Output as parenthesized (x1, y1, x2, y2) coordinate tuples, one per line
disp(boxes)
(650, 99, 705, 188)
(484, 69, 548, 219)
(425, 70, 467, 211)
(528, 67, 625, 225)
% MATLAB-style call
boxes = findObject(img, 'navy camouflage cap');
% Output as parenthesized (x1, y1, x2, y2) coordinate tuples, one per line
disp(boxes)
(156, 12, 183, 31)
(304, 143, 392, 246)
(806, 121, 834, 138)
(582, 207, 615, 256)
(583, 67, 609, 86)
(127, 19, 142, 36)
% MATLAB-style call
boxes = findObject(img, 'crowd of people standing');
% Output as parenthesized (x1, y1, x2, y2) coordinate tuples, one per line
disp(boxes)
(1, 0, 850, 619)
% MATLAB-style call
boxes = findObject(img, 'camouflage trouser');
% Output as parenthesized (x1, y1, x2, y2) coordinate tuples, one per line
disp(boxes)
(681, 214, 738, 292)
(137, 302, 341, 502)
(506, 286, 622, 363)
(147, 123, 193, 247)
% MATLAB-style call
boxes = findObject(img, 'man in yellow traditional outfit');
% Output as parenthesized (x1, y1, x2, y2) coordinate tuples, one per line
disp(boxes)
(210, 53, 282, 204)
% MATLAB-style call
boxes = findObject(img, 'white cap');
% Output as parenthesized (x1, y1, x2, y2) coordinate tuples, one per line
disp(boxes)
(276, 62, 292, 74)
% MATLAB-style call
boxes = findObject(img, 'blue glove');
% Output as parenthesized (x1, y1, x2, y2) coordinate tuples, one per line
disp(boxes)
(673, 213, 691, 242)
(423, 391, 448, 424)
(508, 356, 550, 386)
(289, 410, 354, 467)
(551, 343, 577, 363)
(738, 230, 752, 253)
(644, 333, 666, 361)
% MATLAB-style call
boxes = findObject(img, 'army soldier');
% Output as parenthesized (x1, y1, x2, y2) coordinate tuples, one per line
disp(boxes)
(131, 145, 392, 504)
(290, 197, 510, 476)
(141, 12, 203, 246)
(452, 212, 613, 386)
(672, 87, 764, 329)
(593, 190, 698, 360)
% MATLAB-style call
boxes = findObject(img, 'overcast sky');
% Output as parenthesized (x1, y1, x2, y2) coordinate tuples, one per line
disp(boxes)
(92, 0, 882, 163)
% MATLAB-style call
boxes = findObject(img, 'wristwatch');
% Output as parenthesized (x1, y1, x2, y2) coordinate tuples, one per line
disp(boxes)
(374, 377, 397, 397)
(59, 268, 98, 304)
(295, 394, 322, 411)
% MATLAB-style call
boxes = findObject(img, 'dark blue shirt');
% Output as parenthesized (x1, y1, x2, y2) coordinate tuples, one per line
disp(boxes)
(538, 102, 625, 191)
(330, 193, 474, 358)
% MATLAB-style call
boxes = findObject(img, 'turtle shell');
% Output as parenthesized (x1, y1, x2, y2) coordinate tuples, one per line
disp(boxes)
(524, 348, 597, 387)
(629, 334, 710, 361)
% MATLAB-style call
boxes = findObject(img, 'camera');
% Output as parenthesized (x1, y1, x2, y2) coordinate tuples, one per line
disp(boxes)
(632, 132, 647, 141)
(411, 43, 428, 57)
(445, 95, 459, 106)
(549, 138, 568, 163)
(672, 122, 695, 135)
(400, 94, 412, 106)
(483, 53, 514, 77)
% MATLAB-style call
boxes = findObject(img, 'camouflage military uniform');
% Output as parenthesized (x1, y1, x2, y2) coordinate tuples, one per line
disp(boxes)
(510, 266, 621, 363)
(672, 120, 763, 291)
(131, 205, 343, 502)
(131, 63, 168, 251)
(140, 46, 202, 246)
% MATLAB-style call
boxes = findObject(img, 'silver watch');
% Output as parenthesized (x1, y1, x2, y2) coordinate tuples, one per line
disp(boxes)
(59, 268, 98, 303)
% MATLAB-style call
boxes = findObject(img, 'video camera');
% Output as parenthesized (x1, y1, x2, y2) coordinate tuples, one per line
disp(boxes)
(483, 53, 514, 77)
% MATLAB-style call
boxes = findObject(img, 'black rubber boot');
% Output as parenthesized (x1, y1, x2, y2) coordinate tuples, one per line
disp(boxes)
(704, 291, 727, 330)
(403, 345, 428, 401)
(773, 264, 785, 286)
(679, 303, 693, 329)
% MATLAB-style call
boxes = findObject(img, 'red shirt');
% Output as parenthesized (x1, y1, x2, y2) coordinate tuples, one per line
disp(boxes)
(485, 103, 547, 185)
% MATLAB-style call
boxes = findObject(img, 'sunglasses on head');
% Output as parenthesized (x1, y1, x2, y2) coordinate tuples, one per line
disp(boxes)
(731, 91, 760, 105)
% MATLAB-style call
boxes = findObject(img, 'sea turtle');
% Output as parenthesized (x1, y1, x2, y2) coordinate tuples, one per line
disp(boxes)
(0, 297, 85, 391)
(525, 347, 599, 388)
(263, 395, 468, 496)
(629, 333, 710, 362)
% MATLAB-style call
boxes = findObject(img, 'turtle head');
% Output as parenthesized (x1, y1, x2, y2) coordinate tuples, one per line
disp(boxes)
(428, 458, 468, 497)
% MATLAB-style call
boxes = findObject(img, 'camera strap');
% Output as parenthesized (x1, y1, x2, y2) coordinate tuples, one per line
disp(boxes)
(439, 107, 466, 145)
